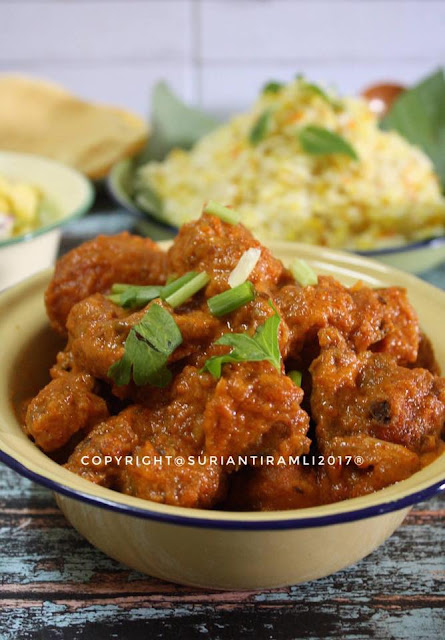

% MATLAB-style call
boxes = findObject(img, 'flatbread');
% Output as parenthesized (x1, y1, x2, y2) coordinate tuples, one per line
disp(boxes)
(0, 75, 149, 180)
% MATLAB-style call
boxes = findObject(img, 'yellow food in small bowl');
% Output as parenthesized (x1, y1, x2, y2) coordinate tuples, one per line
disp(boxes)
(0, 151, 93, 290)
(137, 78, 445, 251)
(0, 174, 57, 240)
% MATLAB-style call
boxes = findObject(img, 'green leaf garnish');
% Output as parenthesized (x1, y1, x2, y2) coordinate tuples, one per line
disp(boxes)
(289, 258, 318, 286)
(140, 82, 219, 163)
(164, 272, 210, 308)
(249, 109, 273, 145)
(288, 370, 302, 386)
(253, 303, 281, 368)
(112, 82, 219, 225)
(161, 272, 198, 300)
(108, 284, 163, 309)
(108, 271, 207, 310)
(133, 302, 182, 354)
(207, 281, 256, 317)
(298, 125, 359, 160)
(381, 68, 445, 189)
(302, 82, 332, 105)
(203, 201, 240, 225)
(262, 81, 283, 95)
(202, 301, 282, 378)
(108, 303, 182, 388)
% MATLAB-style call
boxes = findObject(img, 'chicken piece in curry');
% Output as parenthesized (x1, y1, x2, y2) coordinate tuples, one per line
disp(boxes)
(23, 207, 445, 510)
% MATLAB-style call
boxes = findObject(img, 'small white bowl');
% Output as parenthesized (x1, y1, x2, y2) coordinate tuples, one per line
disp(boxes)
(0, 151, 94, 290)
(0, 243, 444, 590)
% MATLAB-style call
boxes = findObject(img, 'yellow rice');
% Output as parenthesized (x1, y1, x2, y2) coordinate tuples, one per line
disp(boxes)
(137, 78, 445, 250)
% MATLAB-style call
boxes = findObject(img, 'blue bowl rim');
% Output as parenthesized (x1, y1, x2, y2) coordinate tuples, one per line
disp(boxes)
(1, 448, 443, 531)
(107, 159, 176, 233)
(108, 164, 445, 258)
(356, 234, 445, 256)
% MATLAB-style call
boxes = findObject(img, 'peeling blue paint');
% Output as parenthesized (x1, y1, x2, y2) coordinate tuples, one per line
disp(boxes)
(0, 462, 444, 639)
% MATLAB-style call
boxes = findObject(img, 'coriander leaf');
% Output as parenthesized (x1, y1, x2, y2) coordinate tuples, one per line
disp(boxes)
(262, 81, 283, 95)
(298, 125, 359, 160)
(217, 333, 267, 361)
(249, 109, 273, 145)
(303, 82, 331, 105)
(381, 68, 445, 188)
(202, 333, 266, 378)
(203, 354, 240, 379)
(107, 349, 133, 386)
(124, 331, 157, 386)
(202, 302, 282, 377)
(300, 81, 342, 111)
(107, 303, 182, 388)
(131, 340, 172, 387)
(134, 303, 182, 354)
(253, 301, 281, 371)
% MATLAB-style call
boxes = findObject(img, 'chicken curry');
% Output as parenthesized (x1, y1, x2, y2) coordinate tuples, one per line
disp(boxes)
(23, 204, 445, 510)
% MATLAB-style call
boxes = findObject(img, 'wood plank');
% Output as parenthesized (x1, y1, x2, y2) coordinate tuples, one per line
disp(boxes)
(0, 453, 443, 638)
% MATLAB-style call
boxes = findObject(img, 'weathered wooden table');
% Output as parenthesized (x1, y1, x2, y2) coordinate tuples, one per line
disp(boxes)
(1, 211, 444, 639)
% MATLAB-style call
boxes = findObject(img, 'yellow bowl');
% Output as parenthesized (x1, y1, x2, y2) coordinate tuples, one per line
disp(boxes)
(0, 243, 444, 590)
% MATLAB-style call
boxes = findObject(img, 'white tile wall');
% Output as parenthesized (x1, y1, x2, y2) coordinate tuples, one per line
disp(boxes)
(0, 1, 192, 62)
(200, 1, 445, 61)
(0, 0, 444, 115)
(2, 62, 195, 113)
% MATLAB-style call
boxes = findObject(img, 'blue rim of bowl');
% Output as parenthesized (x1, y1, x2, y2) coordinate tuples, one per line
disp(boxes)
(107, 160, 176, 233)
(356, 234, 445, 256)
(0, 163, 94, 249)
(108, 169, 445, 259)
(0, 448, 443, 531)
(108, 161, 445, 254)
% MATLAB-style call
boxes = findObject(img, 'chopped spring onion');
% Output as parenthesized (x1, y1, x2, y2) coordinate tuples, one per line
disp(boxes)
(290, 258, 318, 286)
(108, 284, 163, 309)
(108, 272, 201, 310)
(204, 200, 240, 225)
(109, 283, 130, 294)
(208, 281, 256, 317)
(161, 271, 198, 300)
(228, 248, 261, 288)
(165, 271, 210, 308)
(288, 370, 302, 386)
